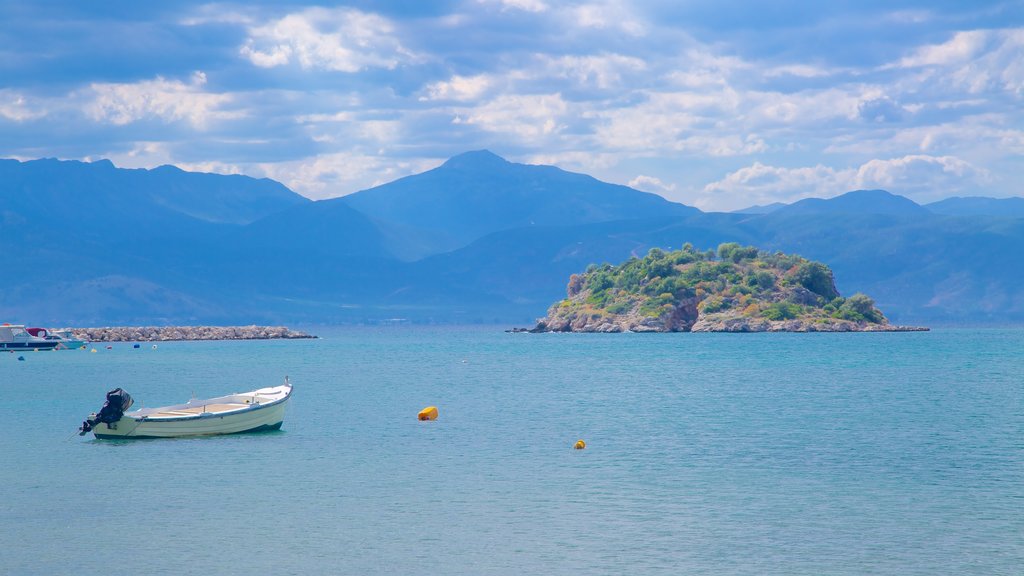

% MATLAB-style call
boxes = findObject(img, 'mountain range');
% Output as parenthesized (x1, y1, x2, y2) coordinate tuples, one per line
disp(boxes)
(2, 152, 1022, 326)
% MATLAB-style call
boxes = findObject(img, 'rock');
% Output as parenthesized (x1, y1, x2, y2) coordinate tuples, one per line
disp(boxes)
(63, 325, 317, 342)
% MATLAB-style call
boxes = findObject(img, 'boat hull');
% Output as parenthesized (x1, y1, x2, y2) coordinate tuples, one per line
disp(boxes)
(55, 339, 86, 350)
(92, 396, 289, 439)
(1, 341, 60, 351)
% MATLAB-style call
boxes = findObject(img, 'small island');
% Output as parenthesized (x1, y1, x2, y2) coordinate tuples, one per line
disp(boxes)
(67, 325, 316, 342)
(530, 243, 927, 333)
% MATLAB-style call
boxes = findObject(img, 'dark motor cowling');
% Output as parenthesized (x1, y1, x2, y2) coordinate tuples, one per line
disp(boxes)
(78, 388, 134, 435)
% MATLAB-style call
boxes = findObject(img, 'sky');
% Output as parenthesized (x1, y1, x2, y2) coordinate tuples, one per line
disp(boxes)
(1, 1, 1023, 211)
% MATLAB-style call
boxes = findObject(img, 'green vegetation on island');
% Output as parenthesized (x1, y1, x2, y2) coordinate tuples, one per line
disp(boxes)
(533, 243, 926, 332)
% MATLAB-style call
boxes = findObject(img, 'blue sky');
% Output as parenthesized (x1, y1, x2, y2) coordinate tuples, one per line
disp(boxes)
(1, 1, 1022, 210)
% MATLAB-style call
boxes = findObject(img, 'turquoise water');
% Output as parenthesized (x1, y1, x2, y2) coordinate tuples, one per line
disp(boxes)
(1, 328, 1021, 575)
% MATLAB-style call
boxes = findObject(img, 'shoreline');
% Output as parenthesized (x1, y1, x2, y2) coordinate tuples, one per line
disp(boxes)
(67, 325, 317, 342)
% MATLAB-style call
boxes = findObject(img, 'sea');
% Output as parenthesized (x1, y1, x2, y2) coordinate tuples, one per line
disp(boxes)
(1, 326, 1021, 575)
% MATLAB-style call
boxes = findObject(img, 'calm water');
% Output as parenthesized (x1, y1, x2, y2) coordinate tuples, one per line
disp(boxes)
(1, 327, 1021, 575)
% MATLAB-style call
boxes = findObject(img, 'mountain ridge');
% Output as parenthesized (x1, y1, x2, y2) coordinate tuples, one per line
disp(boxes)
(3, 152, 1024, 325)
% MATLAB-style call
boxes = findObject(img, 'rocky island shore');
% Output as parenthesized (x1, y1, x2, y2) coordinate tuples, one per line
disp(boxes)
(66, 325, 316, 342)
(527, 243, 928, 333)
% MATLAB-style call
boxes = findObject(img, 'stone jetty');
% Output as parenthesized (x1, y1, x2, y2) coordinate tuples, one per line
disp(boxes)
(66, 325, 316, 342)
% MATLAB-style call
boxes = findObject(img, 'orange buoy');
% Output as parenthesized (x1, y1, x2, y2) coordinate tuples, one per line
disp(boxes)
(417, 406, 438, 421)
(574, 439, 586, 450)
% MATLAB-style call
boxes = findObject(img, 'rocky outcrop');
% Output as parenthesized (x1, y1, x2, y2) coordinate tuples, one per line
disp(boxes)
(66, 325, 316, 342)
(531, 302, 928, 333)
(689, 315, 928, 332)
(527, 244, 930, 333)
(534, 295, 703, 333)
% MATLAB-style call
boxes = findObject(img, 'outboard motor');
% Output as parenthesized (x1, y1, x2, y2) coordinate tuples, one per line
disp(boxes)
(79, 388, 134, 435)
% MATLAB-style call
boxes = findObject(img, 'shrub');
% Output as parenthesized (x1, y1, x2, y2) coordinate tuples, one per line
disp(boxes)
(762, 302, 801, 320)
(700, 295, 730, 313)
(790, 261, 840, 299)
(839, 293, 884, 323)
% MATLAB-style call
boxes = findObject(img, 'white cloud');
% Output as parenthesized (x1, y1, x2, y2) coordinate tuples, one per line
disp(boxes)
(591, 90, 767, 156)
(702, 162, 854, 209)
(420, 74, 493, 102)
(0, 90, 46, 121)
(566, 1, 646, 36)
(180, 4, 254, 26)
(664, 49, 750, 88)
(701, 154, 990, 210)
(896, 30, 989, 68)
(854, 154, 989, 198)
(890, 29, 1024, 96)
(240, 7, 418, 72)
(480, 0, 548, 13)
(103, 141, 246, 176)
(883, 9, 933, 24)
(536, 53, 647, 89)
(763, 64, 835, 79)
(253, 152, 438, 199)
(629, 175, 675, 194)
(453, 93, 569, 140)
(84, 72, 238, 128)
(746, 87, 865, 125)
(524, 150, 620, 172)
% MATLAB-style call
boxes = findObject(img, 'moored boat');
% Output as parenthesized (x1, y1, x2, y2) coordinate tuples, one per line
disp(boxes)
(27, 327, 86, 350)
(1, 324, 60, 351)
(79, 378, 292, 439)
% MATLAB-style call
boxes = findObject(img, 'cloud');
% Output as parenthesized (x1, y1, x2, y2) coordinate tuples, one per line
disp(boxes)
(453, 93, 569, 140)
(702, 154, 990, 209)
(420, 74, 493, 102)
(890, 28, 1024, 95)
(480, 0, 548, 13)
(524, 150, 620, 172)
(857, 95, 907, 123)
(536, 53, 647, 90)
(84, 72, 238, 128)
(0, 91, 46, 122)
(702, 162, 854, 209)
(896, 30, 989, 68)
(629, 175, 675, 194)
(105, 141, 245, 176)
(854, 154, 989, 198)
(240, 7, 418, 72)
(566, 1, 646, 36)
(590, 90, 768, 156)
(252, 152, 438, 199)
(180, 4, 254, 26)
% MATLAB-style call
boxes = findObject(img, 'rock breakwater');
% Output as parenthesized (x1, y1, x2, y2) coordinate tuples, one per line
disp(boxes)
(67, 325, 316, 342)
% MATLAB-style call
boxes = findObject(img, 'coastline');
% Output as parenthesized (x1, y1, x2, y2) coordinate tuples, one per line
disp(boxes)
(66, 325, 317, 342)
(514, 316, 929, 333)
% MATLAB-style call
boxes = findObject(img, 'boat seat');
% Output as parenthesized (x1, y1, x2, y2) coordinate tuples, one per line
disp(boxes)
(148, 403, 249, 417)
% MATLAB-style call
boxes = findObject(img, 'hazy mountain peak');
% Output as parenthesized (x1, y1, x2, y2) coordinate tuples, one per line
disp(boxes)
(440, 149, 510, 170)
(776, 189, 928, 216)
(926, 196, 1024, 217)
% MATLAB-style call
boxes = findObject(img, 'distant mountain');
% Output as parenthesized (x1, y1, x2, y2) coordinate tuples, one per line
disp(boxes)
(732, 202, 787, 215)
(0, 158, 307, 234)
(4, 154, 1024, 326)
(926, 196, 1024, 218)
(774, 189, 929, 217)
(341, 150, 699, 259)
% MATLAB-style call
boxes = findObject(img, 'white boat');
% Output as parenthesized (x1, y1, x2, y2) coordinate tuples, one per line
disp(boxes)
(27, 327, 86, 350)
(0, 324, 60, 351)
(79, 378, 292, 439)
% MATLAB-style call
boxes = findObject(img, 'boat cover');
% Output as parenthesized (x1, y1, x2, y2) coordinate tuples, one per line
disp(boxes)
(79, 388, 134, 435)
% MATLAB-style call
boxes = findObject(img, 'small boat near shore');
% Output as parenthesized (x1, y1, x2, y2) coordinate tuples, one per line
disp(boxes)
(79, 378, 292, 439)
(27, 327, 87, 350)
(1, 324, 59, 351)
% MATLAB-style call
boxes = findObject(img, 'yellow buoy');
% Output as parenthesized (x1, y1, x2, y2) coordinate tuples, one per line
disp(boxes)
(418, 406, 438, 421)
(574, 439, 586, 450)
